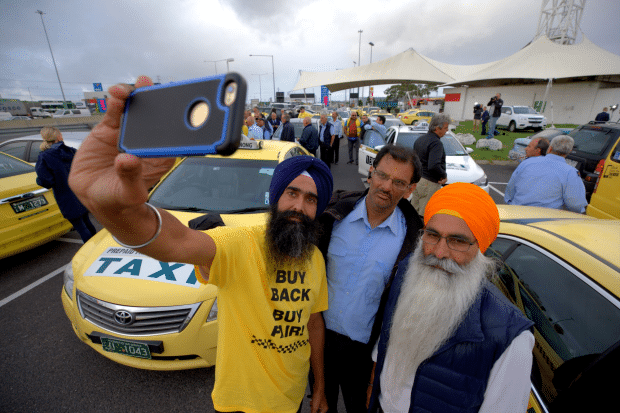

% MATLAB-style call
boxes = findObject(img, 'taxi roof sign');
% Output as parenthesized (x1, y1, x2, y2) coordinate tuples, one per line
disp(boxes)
(238, 135, 262, 150)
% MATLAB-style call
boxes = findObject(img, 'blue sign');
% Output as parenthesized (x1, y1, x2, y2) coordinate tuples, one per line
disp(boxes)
(93, 83, 103, 92)
(321, 86, 329, 106)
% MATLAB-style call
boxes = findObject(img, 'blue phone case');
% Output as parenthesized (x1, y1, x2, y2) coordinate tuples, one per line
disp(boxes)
(118, 73, 246, 157)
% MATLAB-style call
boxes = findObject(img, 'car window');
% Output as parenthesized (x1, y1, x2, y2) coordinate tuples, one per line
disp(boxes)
(0, 152, 34, 178)
(284, 147, 307, 159)
(28, 141, 43, 162)
(500, 243, 620, 406)
(501, 107, 510, 114)
(0, 141, 28, 160)
(569, 128, 615, 156)
(394, 132, 426, 148)
(149, 157, 278, 213)
(440, 135, 468, 156)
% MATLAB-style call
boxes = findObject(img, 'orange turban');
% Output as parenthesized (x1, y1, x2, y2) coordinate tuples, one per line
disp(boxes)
(424, 183, 499, 253)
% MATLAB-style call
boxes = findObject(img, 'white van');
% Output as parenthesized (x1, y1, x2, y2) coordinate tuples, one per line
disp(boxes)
(30, 107, 52, 118)
(52, 109, 92, 118)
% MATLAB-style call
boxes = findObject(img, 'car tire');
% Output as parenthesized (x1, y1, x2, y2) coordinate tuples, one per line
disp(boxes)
(508, 121, 516, 132)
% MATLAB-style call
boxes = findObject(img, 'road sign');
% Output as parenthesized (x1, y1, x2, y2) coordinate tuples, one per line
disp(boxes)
(93, 83, 103, 92)
(321, 86, 329, 106)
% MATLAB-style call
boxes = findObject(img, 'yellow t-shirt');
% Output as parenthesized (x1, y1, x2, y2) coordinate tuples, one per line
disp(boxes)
(242, 124, 249, 136)
(202, 225, 328, 413)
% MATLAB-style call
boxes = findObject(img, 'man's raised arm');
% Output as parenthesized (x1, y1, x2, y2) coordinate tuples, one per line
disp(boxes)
(69, 76, 216, 268)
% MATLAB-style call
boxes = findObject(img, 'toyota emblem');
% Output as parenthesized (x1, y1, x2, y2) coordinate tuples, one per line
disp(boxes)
(114, 310, 133, 325)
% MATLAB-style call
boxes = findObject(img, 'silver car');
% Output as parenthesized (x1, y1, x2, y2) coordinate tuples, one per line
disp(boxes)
(0, 131, 89, 164)
(358, 125, 489, 192)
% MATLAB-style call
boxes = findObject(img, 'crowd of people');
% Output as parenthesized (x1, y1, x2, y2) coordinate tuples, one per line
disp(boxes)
(32, 78, 599, 412)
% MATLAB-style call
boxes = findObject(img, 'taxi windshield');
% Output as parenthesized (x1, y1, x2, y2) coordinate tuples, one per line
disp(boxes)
(149, 157, 278, 213)
(0, 153, 34, 178)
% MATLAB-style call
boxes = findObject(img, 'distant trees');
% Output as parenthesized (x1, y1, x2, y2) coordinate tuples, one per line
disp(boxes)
(385, 82, 439, 101)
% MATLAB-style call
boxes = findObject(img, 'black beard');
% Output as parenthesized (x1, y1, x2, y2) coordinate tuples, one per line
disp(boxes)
(266, 205, 321, 265)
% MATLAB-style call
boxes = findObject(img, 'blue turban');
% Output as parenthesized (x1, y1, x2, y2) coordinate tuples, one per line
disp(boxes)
(269, 156, 333, 216)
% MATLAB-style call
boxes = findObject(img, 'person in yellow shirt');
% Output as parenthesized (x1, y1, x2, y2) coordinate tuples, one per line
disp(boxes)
(67, 76, 334, 413)
(298, 106, 313, 119)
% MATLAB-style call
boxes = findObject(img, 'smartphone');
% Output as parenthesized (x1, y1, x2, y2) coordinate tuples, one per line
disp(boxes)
(118, 73, 247, 157)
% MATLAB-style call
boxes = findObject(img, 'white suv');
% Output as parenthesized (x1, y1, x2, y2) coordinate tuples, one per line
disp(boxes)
(497, 106, 547, 132)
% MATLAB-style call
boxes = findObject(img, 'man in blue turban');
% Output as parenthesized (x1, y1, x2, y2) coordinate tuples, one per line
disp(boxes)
(68, 76, 333, 413)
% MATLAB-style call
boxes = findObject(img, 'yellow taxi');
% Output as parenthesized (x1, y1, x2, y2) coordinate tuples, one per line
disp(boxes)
(61, 140, 311, 370)
(0, 152, 72, 259)
(486, 205, 620, 412)
(586, 135, 620, 220)
(397, 109, 436, 125)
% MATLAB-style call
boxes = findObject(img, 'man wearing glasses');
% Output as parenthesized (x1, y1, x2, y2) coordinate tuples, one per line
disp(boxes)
(368, 183, 534, 413)
(316, 145, 424, 412)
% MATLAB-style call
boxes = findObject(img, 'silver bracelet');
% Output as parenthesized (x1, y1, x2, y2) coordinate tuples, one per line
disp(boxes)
(111, 203, 162, 249)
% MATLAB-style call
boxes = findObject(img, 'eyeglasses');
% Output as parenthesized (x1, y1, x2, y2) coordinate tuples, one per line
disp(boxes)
(419, 229, 477, 252)
(371, 170, 410, 191)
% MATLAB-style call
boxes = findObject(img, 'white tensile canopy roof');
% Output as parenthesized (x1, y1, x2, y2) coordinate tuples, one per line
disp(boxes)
(292, 36, 620, 92)
(442, 35, 620, 86)
(292, 48, 497, 92)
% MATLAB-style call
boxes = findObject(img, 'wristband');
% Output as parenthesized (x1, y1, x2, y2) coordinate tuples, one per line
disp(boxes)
(111, 203, 162, 249)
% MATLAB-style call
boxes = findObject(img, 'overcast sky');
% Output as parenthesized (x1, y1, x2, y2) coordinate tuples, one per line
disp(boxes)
(1, 0, 618, 104)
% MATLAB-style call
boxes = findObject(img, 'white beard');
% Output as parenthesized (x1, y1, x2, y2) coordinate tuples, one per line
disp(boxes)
(383, 242, 496, 389)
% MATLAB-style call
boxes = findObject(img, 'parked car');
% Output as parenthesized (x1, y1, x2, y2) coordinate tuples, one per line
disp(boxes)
(586, 135, 620, 219)
(61, 140, 311, 370)
(0, 131, 89, 164)
(508, 128, 567, 162)
(565, 121, 620, 200)
(497, 105, 547, 132)
(358, 125, 489, 192)
(52, 109, 91, 118)
(0, 152, 72, 259)
(397, 109, 436, 125)
(487, 205, 620, 413)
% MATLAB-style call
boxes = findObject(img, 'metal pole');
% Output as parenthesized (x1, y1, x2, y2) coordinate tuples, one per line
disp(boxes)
(250, 55, 276, 103)
(369, 42, 374, 105)
(36, 10, 67, 107)
(357, 30, 362, 105)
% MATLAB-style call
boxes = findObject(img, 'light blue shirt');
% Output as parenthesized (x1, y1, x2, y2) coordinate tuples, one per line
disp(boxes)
(262, 126, 272, 140)
(324, 196, 406, 344)
(504, 153, 587, 213)
(330, 119, 343, 137)
(248, 124, 263, 140)
(364, 121, 387, 147)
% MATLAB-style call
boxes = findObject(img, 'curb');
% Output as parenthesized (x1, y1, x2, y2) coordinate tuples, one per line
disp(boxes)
(475, 160, 519, 166)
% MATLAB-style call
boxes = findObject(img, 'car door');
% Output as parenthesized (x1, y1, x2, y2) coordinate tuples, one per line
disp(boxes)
(586, 137, 620, 219)
(486, 235, 620, 412)
(497, 107, 511, 127)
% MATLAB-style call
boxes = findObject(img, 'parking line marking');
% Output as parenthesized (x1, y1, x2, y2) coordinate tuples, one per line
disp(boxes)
(0, 265, 66, 308)
(58, 237, 84, 244)
(489, 184, 505, 197)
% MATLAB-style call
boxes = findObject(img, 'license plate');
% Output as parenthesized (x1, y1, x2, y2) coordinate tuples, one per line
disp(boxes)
(11, 195, 48, 214)
(566, 159, 578, 168)
(101, 337, 151, 359)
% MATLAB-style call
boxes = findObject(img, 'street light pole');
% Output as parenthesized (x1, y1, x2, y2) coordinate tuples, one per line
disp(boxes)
(252, 73, 268, 103)
(204, 60, 218, 74)
(357, 30, 363, 105)
(36, 10, 67, 107)
(369, 42, 374, 104)
(250, 54, 276, 103)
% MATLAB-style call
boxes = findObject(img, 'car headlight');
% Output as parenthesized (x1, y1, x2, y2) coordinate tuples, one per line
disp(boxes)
(472, 173, 488, 187)
(63, 263, 74, 299)
(206, 298, 218, 322)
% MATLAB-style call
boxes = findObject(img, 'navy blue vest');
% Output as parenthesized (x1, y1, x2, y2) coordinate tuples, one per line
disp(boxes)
(320, 122, 331, 146)
(368, 254, 533, 413)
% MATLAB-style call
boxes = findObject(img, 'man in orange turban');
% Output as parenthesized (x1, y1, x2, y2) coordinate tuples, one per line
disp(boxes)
(368, 183, 535, 413)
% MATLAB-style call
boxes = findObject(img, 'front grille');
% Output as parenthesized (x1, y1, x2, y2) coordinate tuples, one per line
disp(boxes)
(77, 290, 201, 336)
